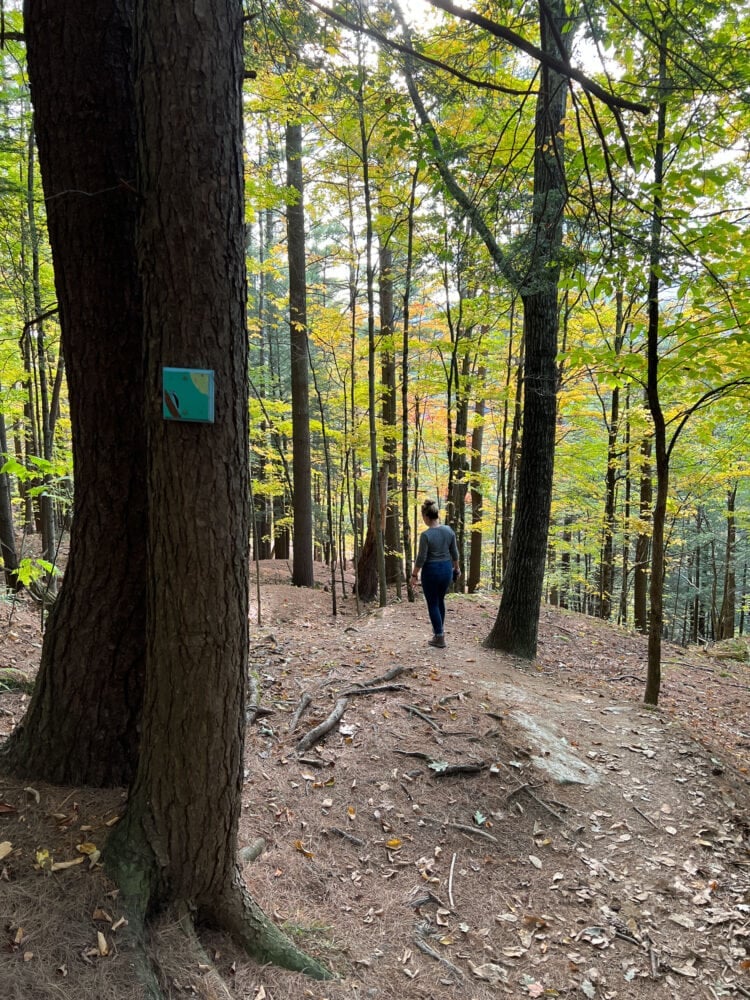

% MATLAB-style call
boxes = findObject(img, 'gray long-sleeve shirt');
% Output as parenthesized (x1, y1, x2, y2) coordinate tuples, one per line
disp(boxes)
(414, 524, 459, 568)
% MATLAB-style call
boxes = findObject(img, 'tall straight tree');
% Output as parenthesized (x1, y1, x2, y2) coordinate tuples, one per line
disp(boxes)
(286, 119, 314, 586)
(485, 0, 572, 657)
(104, 0, 327, 975)
(4, 0, 147, 786)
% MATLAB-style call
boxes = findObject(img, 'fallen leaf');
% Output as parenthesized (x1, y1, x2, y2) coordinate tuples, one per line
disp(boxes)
(671, 962, 698, 978)
(668, 913, 694, 929)
(0, 841, 13, 861)
(293, 840, 314, 858)
(468, 960, 507, 983)
(97, 931, 109, 957)
(0, 803, 17, 815)
(529, 855, 543, 869)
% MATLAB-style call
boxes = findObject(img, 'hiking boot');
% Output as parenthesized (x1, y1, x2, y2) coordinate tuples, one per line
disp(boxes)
(428, 635, 446, 648)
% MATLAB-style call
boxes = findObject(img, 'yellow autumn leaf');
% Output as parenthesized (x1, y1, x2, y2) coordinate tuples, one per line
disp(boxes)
(35, 848, 53, 872)
(77, 842, 99, 855)
(0, 841, 13, 861)
(386, 838, 402, 850)
(293, 840, 314, 858)
(347, 806, 356, 820)
(97, 931, 109, 956)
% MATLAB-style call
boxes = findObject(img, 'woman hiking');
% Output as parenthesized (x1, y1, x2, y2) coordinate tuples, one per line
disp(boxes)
(410, 499, 460, 648)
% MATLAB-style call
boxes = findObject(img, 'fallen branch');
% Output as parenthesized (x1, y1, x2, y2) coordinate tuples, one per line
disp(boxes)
(295, 696, 350, 754)
(508, 783, 566, 824)
(422, 815, 498, 843)
(328, 826, 365, 847)
(430, 761, 487, 777)
(414, 934, 464, 981)
(448, 852, 457, 909)
(341, 683, 408, 696)
(400, 703, 442, 730)
(288, 692, 313, 733)
(632, 805, 658, 829)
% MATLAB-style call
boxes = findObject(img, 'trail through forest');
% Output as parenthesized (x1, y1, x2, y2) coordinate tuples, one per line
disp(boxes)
(0, 564, 748, 1000)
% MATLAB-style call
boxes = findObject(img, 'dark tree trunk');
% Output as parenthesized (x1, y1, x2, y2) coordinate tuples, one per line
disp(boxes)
(716, 484, 737, 640)
(356, 465, 388, 602)
(105, 2, 327, 976)
(633, 428, 652, 634)
(468, 384, 485, 593)
(286, 122, 314, 587)
(4, 0, 147, 786)
(485, 0, 570, 658)
(379, 242, 401, 586)
(0, 410, 21, 591)
(644, 41, 669, 705)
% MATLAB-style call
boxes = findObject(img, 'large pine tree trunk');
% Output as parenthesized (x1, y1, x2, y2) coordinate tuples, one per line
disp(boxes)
(105, 1, 327, 977)
(4, 0, 147, 786)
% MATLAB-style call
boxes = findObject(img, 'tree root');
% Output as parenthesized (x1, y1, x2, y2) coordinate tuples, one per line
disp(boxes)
(204, 875, 334, 980)
(105, 834, 334, 995)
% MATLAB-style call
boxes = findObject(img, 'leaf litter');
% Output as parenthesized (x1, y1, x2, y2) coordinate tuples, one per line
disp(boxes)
(0, 566, 748, 999)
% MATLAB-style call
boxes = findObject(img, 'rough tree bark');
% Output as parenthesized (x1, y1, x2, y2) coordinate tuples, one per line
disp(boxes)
(485, 0, 571, 657)
(286, 121, 314, 587)
(103, 0, 329, 979)
(3, 0, 147, 786)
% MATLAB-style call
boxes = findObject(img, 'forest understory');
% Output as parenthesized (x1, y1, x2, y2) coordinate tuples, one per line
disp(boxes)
(0, 562, 748, 1000)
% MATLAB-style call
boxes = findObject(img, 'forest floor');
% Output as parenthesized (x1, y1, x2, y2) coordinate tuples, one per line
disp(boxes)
(0, 561, 749, 1000)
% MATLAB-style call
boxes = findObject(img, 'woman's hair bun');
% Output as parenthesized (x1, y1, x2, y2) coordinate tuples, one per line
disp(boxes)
(421, 499, 439, 519)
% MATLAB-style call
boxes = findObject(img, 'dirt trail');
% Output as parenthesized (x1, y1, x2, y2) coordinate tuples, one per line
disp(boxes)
(1, 575, 748, 999)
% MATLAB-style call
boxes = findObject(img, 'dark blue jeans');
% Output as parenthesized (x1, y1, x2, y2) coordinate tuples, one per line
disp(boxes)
(420, 560, 453, 636)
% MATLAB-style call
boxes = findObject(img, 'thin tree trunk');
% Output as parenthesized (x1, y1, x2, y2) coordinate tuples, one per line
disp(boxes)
(468, 376, 486, 593)
(644, 38, 669, 705)
(716, 484, 737, 640)
(286, 121, 314, 587)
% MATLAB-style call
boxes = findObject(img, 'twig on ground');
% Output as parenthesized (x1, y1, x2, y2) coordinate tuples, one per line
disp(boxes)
(400, 703, 442, 730)
(448, 852, 457, 909)
(507, 783, 566, 824)
(414, 934, 464, 981)
(632, 805, 659, 828)
(430, 761, 487, 777)
(295, 696, 350, 754)
(422, 815, 498, 843)
(607, 674, 642, 683)
(288, 692, 313, 733)
(297, 756, 327, 769)
(393, 748, 432, 760)
(341, 683, 408, 696)
(327, 827, 365, 847)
